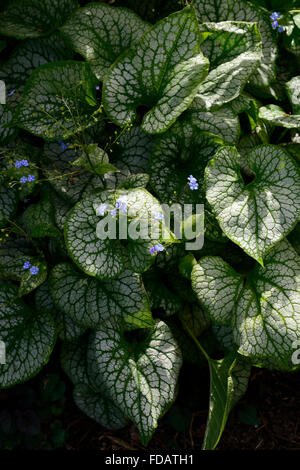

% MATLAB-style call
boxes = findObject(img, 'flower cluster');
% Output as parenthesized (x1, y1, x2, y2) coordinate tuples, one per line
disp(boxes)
(149, 243, 165, 255)
(23, 261, 39, 275)
(20, 175, 35, 183)
(188, 175, 198, 190)
(270, 12, 284, 32)
(15, 159, 29, 168)
(96, 198, 128, 217)
(153, 212, 164, 221)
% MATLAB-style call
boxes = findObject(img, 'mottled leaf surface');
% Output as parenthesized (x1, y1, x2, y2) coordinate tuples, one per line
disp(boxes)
(90, 319, 182, 444)
(102, 7, 209, 134)
(205, 145, 300, 264)
(192, 240, 300, 370)
(0, 281, 56, 387)
(61, 3, 150, 80)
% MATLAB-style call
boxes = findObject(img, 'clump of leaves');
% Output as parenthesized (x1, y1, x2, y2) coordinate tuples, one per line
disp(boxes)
(0, 0, 299, 450)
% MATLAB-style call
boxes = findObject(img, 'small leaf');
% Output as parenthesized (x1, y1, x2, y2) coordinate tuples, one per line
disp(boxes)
(102, 7, 209, 134)
(73, 144, 119, 176)
(90, 319, 182, 445)
(18, 259, 47, 297)
(49, 262, 153, 330)
(0, 281, 56, 387)
(22, 194, 61, 238)
(286, 76, 300, 114)
(61, 3, 150, 80)
(259, 104, 300, 129)
(205, 145, 300, 264)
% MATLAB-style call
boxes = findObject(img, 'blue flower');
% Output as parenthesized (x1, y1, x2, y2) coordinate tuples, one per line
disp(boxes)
(270, 12, 280, 21)
(96, 85, 100, 91)
(155, 243, 164, 252)
(15, 161, 22, 168)
(20, 176, 27, 183)
(272, 20, 279, 29)
(21, 159, 29, 167)
(30, 266, 39, 275)
(27, 174, 35, 182)
(57, 139, 69, 151)
(277, 26, 284, 32)
(116, 198, 128, 213)
(97, 203, 107, 216)
(153, 212, 163, 221)
(23, 261, 31, 269)
(188, 175, 199, 190)
(8, 89, 16, 96)
(111, 208, 117, 216)
(149, 247, 156, 255)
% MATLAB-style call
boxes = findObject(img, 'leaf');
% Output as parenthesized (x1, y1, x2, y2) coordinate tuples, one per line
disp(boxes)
(35, 281, 86, 342)
(51, 191, 72, 232)
(205, 145, 300, 264)
(90, 319, 182, 445)
(150, 120, 223, 206)
(102, 7, 209, 134)
(259, 104, 300, 129)
(191, 240, 300, 370)
(118, 173, 149, 190)
(73, 383, 129, 430)
(73, 144, 119, 176)
(43, 142, 105, 204)
(0, 33, 73, 94)
(183, 99, 240, 144)
(18, 61, 98, 140)
(286, 76, 300, 114)
(0, 0, 78, 39)
(65, 188, 178, 279)
(0, 281, 56, 387)
(49, 262, 153, 330)
(203, 352, 251, 450)
(194, 0, 277, 90)
(0, 104, 18, 143)
(22, 193, 61, 238)
(61, 336, 128, 429)
(18, 259, 47, 297)
(106, 125, 153, 189)
(0, 238, 34, 280)
(60, 3, 150, 80)
(195, 21, 262, 110)
(0, 182, 18, 228)
(143, 270, 183, 317)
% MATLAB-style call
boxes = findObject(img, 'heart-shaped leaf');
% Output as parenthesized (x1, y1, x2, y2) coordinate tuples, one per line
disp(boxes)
(65, 188, 178, 279)
(22, 193, 61, 238)
(205, 145, 300, 264)
(73, 144, 119, 176)
(61, 3, 150, 80)
(191, 240, 300, 370)
(102, 7, 209, 134)
(195, 21, 262, 110)
(49, 262, 152, 330)
(90, 319, 182, 445)
(0, 0, 78, 39)
(18, 61, 99, 140)
(193, 0, 277, 90)
(0, 281, 56, 387)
